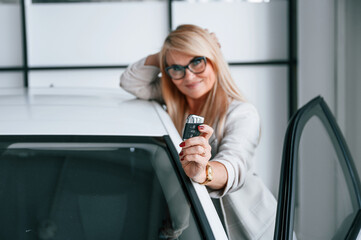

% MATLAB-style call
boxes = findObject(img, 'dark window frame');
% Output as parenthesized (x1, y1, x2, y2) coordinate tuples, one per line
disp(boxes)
(0, 134, 215, 240)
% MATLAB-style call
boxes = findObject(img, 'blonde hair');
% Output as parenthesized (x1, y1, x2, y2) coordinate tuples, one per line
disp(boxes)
(159, 24, 245, 140)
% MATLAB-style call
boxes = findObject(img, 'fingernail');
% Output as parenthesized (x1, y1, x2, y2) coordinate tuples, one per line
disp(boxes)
(198, 125, 204, 130)
(179, 151, 183, 156)
(179, 142, 185, 147)
(180, 156, 185, 161)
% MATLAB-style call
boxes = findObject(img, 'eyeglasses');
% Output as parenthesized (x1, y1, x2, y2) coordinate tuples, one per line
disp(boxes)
(165, 56, 207, 80)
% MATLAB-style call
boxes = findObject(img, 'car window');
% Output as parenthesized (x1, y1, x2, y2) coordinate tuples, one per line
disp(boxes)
(0, 137, 207, 240)
(275, 97, 361, 240)
(294, 116, 358, 239)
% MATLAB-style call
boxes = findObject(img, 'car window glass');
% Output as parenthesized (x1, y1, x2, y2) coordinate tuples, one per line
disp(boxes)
(293, 116, 358, 240)
(0, 142, 203, 240)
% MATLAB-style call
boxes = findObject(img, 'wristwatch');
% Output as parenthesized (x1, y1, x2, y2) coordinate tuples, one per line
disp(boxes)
(200, 163, 213, 185)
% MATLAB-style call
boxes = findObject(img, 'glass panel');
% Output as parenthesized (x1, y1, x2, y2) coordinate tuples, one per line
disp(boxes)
(0, 0, 23, 67)
(29, 69, 129, 90)
(0, 72, 23, 88)
(0, 141, 203, 240)
(172, 0, 288, 62)
(27, 2, 168, 66)
(230, 65, 288, 197)
(294, 116, 359, 239)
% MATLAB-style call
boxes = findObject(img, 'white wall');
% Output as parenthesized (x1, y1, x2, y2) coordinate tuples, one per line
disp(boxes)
(344, 0, 361, 176)
(29, 69, 128, 90)
(25, 1, 168, 66)
(0, 3, 23, 67)
(172, 1, 288, 62)
(0, 2, 24, 87)
(230, 65, 288, 196)
(298, 0, 336, 111)
(298, 0, 361, 177)
(0, 72, 23, 88)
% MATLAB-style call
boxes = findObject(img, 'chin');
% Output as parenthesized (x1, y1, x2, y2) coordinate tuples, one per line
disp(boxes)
(188, 91, 208, 100)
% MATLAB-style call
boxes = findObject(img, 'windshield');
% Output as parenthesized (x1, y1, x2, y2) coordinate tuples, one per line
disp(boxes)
(0, 136, 205, 240)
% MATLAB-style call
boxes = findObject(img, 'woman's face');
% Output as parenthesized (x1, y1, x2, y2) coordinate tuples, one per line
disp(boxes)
(165, 51, 216, 101)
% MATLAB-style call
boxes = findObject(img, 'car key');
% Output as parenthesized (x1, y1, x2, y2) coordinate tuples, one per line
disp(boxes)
(182, 114, 204, 140)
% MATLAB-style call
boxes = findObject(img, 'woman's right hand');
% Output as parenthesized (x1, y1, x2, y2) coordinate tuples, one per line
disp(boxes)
(144, 52, 161, 68)
(179, 124, 213, 184)
(205, 29, 221, 48)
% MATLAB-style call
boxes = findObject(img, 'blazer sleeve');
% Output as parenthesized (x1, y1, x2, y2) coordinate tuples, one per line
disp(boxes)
(208, 101, 261, 198)
(120, 57, 163, 101)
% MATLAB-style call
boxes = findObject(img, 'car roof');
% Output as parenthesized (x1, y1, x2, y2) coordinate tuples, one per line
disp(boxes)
(0, 88, 168, 136)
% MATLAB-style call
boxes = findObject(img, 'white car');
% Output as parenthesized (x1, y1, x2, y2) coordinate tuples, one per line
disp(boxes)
(0, 88, 360, 240)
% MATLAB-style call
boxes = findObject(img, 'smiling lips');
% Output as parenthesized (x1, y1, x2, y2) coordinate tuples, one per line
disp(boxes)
(185, 80, 203, 89)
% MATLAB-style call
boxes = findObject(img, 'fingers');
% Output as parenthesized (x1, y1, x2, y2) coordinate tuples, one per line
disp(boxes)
(178, 124, 213, 170)
(198, 124, 214, 141)
(180, 153, 207, 165)
(178, 124, 213, 154)
(181, 135, 208, 147)
(180, 144, 211, 159)
(179, 128, 212, 161)
(210, 32, 221, 48)
(205, 29, 221, 48)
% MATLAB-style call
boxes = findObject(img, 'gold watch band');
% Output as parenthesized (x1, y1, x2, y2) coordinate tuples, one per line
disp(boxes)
(200, 163, 213, 185)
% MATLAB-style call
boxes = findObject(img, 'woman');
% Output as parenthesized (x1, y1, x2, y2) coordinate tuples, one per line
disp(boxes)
(120, 24, 276, 239)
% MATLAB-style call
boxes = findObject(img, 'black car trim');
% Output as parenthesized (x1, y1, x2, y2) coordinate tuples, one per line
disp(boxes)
(346, 210, 361, 240)
(319, 102, 361, 205)
(163, 135, 215, 240)
(274, 96, 361, 240)
(0, 135, 214, 240)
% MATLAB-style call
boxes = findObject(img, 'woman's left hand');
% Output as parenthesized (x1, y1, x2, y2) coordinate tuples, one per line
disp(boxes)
(179, 124, 213, 183)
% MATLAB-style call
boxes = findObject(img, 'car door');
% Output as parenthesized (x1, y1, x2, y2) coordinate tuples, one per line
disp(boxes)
(274, 96, 361, 239)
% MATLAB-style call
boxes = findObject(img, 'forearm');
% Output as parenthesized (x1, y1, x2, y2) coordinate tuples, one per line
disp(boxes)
(119, 56, 162, 100)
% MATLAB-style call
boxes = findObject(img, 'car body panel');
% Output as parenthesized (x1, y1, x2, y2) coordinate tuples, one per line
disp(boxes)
(0, 88, 228, 239)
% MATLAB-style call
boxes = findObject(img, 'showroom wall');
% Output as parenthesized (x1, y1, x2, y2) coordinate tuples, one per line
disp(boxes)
(298, 0, 360, 175)
(296, 0, 361, 234)
(344, 0, 361, 176)
(0, 0, 23, 87)
(0, 0, 292, 197)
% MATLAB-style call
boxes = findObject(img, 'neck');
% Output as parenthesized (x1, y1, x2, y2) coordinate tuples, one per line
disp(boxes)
(186, 95, 207, 116)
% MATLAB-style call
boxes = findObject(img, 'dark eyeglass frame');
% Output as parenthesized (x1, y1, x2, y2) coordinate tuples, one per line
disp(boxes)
(165, 56, 207, 80)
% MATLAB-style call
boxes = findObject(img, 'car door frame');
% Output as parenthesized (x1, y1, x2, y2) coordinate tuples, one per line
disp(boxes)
(274, 96, 361, 239)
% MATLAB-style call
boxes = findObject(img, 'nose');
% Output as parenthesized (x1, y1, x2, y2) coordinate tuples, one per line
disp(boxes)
(184, 68, 196, 81)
